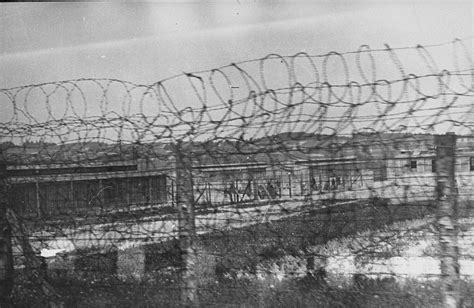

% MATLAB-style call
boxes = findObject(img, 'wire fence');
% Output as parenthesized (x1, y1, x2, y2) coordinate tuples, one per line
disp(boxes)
(0, 38, 473, 307)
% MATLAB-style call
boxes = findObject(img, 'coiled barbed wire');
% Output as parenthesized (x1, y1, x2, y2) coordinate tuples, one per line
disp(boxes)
(0, 38, 472, 154)
(1, 38, 474, 307)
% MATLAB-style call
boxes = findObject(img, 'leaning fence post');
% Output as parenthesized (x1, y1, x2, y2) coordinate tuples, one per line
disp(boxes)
(435, 133, 460, 308)
(0, 162, 14, 307)
(174, 141, 199, 307)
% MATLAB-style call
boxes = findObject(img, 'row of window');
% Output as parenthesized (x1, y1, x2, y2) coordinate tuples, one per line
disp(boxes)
(10, 175, 168, 217)
(409, 157, 474, 172)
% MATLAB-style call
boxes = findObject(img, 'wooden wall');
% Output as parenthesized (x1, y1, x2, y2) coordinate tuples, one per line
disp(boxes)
(9, 175, 167, 218)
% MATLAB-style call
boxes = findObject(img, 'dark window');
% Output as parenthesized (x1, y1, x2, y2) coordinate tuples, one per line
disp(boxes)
(470, 157, 474, 171)
(432, 160, 436, 173)
(373, 162, 387, 182)
(410, 160, 417, 170)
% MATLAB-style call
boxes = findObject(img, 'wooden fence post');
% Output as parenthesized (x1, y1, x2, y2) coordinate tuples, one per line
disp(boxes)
(7, 208, 64, 307)
(288, 173, 292, 198)
(174, 141, 199, 307)
(0, 163, 14, 307)
(435, 133, 460, 308)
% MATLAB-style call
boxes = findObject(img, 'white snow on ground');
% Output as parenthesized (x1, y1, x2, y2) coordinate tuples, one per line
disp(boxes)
(325, 256, 474, 279)
(35, 198, 474, 282)
(322, 218, 474, 279)
(36, 200, 311, 257)
(255, 217, 474, 283)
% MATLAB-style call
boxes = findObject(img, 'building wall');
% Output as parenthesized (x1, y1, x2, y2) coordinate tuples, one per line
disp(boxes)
(192, 161, 379, 205)
(386, 155, 474, 179)
(193, 166, 277, 204)
(9, 175, 168, 217)
(9, 152, 474, 215)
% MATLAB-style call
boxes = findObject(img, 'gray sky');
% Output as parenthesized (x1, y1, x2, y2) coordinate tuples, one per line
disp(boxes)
(1, 1, 472, 88)
(0, 1, 473, 141)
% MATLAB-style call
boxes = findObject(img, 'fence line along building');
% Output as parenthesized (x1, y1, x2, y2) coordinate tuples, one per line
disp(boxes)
(4, 133, 474, 217)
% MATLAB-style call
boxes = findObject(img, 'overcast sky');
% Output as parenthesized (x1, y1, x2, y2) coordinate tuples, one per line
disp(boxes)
(1, 1, 472, 88)
(0, 1, 472, 141)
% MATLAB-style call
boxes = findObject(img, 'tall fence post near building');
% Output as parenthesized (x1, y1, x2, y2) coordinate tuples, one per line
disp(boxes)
(6, 208, 64, 307)
(174, 141, 199, 307)
(435, 133, 460, 308)
(0, 163, 13, 307)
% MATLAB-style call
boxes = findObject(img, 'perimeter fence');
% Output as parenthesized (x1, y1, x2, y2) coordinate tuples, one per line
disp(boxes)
(0, 38, 473, 307)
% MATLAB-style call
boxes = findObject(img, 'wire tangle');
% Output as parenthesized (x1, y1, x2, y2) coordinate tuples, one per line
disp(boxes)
(0, 38, 473, 307)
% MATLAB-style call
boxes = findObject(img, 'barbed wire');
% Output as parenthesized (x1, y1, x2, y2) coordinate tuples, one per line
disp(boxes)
(0, 38, 473, 307)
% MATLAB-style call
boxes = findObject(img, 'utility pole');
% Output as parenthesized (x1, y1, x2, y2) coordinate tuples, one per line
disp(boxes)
(435, 133, 460, 308)
(174, 141, 199, 307)
(0, 162, 13, 307)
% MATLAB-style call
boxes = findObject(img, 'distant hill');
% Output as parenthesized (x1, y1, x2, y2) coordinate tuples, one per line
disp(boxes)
(0, 132, 468, 166)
